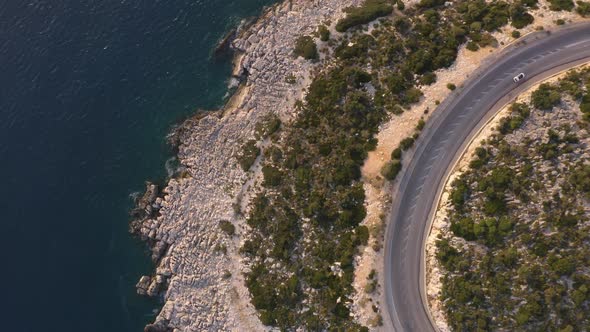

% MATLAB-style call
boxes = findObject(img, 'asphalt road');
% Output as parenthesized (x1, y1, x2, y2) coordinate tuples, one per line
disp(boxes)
(383, 23, 590, 332)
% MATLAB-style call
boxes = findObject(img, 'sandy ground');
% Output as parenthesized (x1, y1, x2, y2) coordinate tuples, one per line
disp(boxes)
(353, 3, 590, 329)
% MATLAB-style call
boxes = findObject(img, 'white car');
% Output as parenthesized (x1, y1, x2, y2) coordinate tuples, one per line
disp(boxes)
(513, 73, 525, 83)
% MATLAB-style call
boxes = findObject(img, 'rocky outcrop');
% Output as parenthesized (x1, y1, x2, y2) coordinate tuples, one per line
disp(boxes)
(132, 0, 362, 330)
(144, 321, 173, 332)
(130, 182, 160, 226)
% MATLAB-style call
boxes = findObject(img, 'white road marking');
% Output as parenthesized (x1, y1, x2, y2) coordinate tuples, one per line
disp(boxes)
(566, 40, 590, 48)
(415, 184, 424, 193)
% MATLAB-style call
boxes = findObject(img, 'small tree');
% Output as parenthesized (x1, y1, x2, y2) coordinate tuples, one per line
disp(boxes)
(237, 140, 260, 171)
(294, 36, 318, 60)
(381, 160, 402, 180)
(318, 25, 330, 41)
(219, 220, 236, 236)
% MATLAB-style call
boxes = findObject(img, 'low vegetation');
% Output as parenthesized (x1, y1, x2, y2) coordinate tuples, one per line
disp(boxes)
(219, 220, 235, 236)
(578, 1, 590, 16)
(236, 139, 260, 171)
(318, 24, 331, 41)
(242, 0, 590, 329)
(548, 0, 575, 11)
(335, 0, 394, 32)
(294, 35, 318, 60)
(437, 68, 590, 331)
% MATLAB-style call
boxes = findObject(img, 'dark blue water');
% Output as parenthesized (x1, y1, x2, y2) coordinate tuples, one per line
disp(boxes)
(0, 1, 274, 331)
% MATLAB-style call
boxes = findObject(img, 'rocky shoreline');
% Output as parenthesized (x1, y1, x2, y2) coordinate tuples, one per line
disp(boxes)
(130, 1, 362, 330)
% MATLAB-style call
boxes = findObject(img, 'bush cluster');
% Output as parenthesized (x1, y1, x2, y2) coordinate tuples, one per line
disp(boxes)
(294, 36, 318, 60)
(318, 25, 330, 41)
(531, 83, 561, 110)
(578, 0, 590, 15)
(335, 0, 393, 32)
(237, 139, 260, 171)
(548, 0, 575, 11)
(240, 0, 559, 329)
(439, 69, 590, 330)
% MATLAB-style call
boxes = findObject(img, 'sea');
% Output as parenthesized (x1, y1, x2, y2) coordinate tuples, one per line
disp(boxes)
(0, 1, 275, 331)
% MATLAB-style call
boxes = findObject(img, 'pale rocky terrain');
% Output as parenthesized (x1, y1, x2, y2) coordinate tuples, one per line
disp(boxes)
(132, 1, 362, 331)
(425, 65, 590, 330)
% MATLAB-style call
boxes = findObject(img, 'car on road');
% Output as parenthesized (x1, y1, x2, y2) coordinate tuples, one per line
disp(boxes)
(513, 72, 525, 83)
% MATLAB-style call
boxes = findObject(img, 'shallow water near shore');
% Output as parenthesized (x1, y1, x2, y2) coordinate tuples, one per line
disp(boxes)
(0, 0, 275, 331)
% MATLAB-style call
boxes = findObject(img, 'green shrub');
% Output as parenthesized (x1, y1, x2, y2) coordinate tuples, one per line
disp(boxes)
(335, 34, 375, 61)
(418, 0, 446, 9)
(556, 18, 566, 25)
(577, 1, 590, 16)
(478, 33, 498, 48)
(466, 41, 479, 51)
(335, 0, 394, 32)
(400, 137, 415, 150)
(436, 238, 462, 271)
(450, 216, 476, 240)
(511, 30, 521, 38)
(581, 93, 590, 119)
(285, 74, 297, 85)
(510, 3, 534, 28)
(262, 165, 283, 187)
(381, 160, 402, 180)
(420, 72, 437, 85)
(219, 220, 236, 236)
(548, 0, 575, 11)
(396, 0, 405, 10)
(521, 0, 539, 7)
(447, 83, 457, 90)
(318, 25, 330, 41)
(237, 140, 260, 171)
(405, 88, 423, 104)
(570, 164, 590, 193)
(416, 119, 426, 131)
(294, 36, 318, 60)
(356, 225, 370, 245)
(531, 83, 561, 110)
(255, 115, 282, 139)
(469, 147, 490, 168)
(391, 147, 402, 160)
(451, 178, 470, 209)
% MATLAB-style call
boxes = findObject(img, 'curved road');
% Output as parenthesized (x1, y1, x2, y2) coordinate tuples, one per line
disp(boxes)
(384, 23, 590, 332)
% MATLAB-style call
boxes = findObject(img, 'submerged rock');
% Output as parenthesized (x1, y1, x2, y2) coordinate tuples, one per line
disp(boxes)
(144, 321, 172, 332)
(136, 275, 151, 296)
(130, 181, 160, 232)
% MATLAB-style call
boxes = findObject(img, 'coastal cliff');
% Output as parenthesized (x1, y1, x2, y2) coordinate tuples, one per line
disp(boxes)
(132, 1, 361, 330)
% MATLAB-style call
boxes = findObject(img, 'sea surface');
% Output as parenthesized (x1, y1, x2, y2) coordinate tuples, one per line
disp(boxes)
(0, 1, 275, 331)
